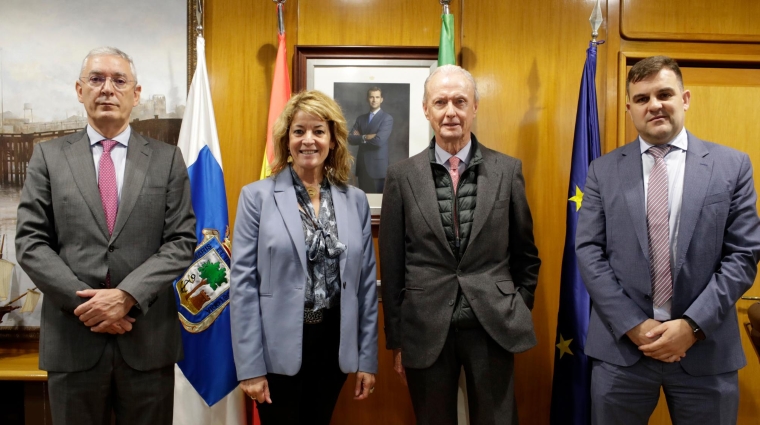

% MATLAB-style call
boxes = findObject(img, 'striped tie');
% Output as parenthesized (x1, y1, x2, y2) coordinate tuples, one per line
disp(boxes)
(646, 144, 673, 306)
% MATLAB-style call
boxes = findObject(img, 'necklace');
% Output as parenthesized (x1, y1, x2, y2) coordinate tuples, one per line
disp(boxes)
(305, 186, 319, 198)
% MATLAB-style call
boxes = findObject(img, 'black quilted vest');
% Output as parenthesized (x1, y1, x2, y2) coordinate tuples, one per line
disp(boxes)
(429, 137, 483, 328)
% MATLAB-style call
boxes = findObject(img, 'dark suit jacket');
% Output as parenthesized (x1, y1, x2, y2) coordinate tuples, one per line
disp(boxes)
(576, 132, 760, 376)
(348, 110, 393, 179)
(379, 135, 541, 369)
(16, 129, 197, 372)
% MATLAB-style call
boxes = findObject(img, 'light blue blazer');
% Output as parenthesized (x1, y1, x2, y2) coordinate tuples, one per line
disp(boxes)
(230, 169, 378, 380)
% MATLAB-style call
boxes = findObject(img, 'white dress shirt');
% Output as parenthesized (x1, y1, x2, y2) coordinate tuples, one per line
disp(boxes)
(88, 125, 130, 204)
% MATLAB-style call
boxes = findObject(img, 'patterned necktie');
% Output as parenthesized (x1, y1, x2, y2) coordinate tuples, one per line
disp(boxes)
(99, 140, 119, 235)
(449, 156, 460, 194)
(646, 144, 673, 306)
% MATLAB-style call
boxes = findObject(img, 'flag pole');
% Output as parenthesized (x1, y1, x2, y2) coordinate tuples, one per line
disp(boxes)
(275, 0, 286, 36)
(196, 0, 204, 37)
(548, 2, 604, 424)
(437, 0, 456, 66)
(440, 0, 450, 14)
(261, 0, 291, 180)
(590, 0, 604, 45)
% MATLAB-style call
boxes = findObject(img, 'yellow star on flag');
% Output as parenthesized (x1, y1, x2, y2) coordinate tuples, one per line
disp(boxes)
(556, 334, 574, 359)
(569, 186, 584, 211)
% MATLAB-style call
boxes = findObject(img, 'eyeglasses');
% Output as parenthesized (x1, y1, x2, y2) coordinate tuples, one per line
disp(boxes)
(79, 75, 136, 91)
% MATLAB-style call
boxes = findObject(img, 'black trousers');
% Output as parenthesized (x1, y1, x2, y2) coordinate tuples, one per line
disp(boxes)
(256, 307, 347, 425)
(405, 325, 518, 425)
(47, 338, 174, 425)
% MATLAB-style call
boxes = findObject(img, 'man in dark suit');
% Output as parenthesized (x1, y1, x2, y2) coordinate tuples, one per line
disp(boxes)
(379, 65, 540, 425)
(348, 87, 393, 193)
(576, 56, 760, 425)
(15, 47, 196, 425)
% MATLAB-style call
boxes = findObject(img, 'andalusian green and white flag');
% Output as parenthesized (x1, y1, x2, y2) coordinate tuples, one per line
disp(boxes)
(438, 13, 455, 66)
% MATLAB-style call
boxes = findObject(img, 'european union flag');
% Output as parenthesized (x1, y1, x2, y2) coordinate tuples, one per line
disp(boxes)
(550, 41, 601, 425)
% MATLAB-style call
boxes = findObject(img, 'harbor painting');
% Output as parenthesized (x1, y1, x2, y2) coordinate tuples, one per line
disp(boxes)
(0, 0, 190, 336)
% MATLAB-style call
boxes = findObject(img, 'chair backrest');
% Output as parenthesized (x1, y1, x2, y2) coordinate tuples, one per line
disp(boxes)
(748, 302, 760, 360)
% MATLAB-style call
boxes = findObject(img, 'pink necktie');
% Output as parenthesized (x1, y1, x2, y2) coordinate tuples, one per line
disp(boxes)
(449, 156, 460, 194)
(99, 140, 119, 235)
(646, 144, 673, 306)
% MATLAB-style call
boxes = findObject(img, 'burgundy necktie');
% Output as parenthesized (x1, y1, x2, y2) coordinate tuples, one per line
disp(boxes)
(99, 140, 118, 288)
(99, 140, 119, 235)
(449, 156, 460, 194)
(646, 144, 673, 306)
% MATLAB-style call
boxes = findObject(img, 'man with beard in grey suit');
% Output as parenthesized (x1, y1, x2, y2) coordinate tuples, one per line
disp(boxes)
(379, 65, 540, 425)
(16, 47, 196, 425)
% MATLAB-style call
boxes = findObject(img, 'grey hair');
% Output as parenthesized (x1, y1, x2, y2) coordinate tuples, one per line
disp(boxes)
(80, 46, 138, 83)
(423, 65, 479, 103)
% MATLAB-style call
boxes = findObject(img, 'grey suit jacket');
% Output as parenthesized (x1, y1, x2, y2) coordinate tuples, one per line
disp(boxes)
(347, 110, 393, 178)
(379, 136, 541, 369)
(16, 129, 197, 372)
(229, 169, 378, 380)
(576, 133, 760, 376)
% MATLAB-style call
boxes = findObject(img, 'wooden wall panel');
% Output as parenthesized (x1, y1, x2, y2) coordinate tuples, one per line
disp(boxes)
(620, 0, 760, 43)
(463, 1, 608, 423)
(205, 0, 298, 226)
(298, 0, 460, 49)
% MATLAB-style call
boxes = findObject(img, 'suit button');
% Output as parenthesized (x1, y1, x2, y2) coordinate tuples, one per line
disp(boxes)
(99, 282, 107, 288)
(343, 281, 346, 289)
(644, 294, 651, 300)
(108, 246, 115, 252)
(448, 300, 455, 306)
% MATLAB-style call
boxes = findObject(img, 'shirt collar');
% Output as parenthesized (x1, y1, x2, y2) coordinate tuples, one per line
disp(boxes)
(87, 125, 131, 147)
(639, 126, 688, 154)
(435, 139, 472, 167)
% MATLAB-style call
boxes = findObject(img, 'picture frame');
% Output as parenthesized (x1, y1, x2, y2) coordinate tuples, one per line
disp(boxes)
(293, 46, 438, 218)
(0, 0, 197, 340)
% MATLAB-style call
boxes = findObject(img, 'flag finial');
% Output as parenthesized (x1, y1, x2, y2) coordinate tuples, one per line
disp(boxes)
(589, 0, 603, 43)
(195, 0, 203, 36)
(440, 0, 451, 14)
(273, 0, 286, 35)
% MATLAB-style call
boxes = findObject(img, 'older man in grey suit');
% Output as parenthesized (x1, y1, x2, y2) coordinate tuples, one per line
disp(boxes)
(576, 56, 760, 425)
(15, 47, 196, 425)
(379, 65, 540, 425)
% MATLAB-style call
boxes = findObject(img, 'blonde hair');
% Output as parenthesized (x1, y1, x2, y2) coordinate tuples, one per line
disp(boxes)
(271, 90, 353, 185)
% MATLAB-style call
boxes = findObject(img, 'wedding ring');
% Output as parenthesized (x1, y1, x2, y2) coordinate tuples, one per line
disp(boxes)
(370, 387, 375, 394)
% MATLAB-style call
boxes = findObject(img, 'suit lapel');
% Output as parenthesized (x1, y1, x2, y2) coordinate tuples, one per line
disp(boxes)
(63, 131, 110, 238)
(619, 142, 649, 258)
(469, 148, 500, 245)
(407, 151, 452, 256)
(367, 110, 381, 132)
(673, 134, 712, 281)
(331, 184, 349, 280)
(273, 170, 308, 276)
(111, 133, 151, 242)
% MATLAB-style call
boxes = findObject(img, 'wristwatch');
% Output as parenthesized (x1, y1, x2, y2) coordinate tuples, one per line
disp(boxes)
(683, 316, 706, 341)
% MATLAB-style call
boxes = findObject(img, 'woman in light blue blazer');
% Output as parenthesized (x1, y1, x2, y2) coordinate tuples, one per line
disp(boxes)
(230, 90, 378, 425)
